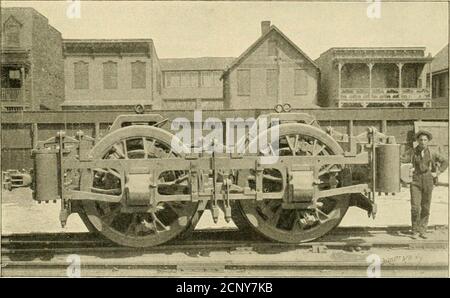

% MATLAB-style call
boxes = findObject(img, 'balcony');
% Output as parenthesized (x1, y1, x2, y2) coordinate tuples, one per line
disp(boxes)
(1, 88, 23, 101)
(339, 88, 431, 108)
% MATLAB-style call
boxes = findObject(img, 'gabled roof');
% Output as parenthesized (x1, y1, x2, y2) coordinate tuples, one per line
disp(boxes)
(431, 44, 448, 74)
(160, 57, 235, 71)
(223, 25, 318, 76)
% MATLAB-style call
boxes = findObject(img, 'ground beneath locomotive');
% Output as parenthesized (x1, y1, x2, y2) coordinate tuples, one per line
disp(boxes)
(1, 170, 448, 234)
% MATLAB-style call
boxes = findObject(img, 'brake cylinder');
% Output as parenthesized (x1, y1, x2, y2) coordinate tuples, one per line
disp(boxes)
(375, 143, 400, 193)
(32, 148, 60, 201)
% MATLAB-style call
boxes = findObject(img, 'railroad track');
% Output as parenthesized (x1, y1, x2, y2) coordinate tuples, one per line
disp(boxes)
(1, 225, 448, 277)
(2, 225, 448, 254)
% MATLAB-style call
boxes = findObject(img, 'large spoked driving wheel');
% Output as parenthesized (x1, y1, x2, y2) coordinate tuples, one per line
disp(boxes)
(237, 123, 350, 243)
(79, 126, 201, 247)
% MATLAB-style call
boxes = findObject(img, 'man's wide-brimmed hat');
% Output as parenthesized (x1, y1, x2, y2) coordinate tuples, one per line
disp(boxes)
(415, 130, 433, 141)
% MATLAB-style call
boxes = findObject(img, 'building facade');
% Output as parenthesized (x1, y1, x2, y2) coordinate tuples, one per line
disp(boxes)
(160, 57, 234, 110)
(316, 47, 433, 108)
(1, 7, 64, 111)
(62, 39, 162, 110)
(430, 44, 448, 107)
(222, 22, 320, 110)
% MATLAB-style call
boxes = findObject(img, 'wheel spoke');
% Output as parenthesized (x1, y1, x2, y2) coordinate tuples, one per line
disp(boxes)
(101, 207, 121, 225)
(313, 144, 325, 156)
(318, 164, 339, 177)
(166, 202, 182, 216)
(112, 144, 126, 159)
(266, 206, 282, 226)
(285, 135, 297, 156)
(291, 211, 304, 233)
(125, 214, 138, 235)
(316, 208, 331, 223)
(143, 137, 148, 159)
(259, 200, 279, 216)
(152, 213, 169, 231)
(122, 140, 128, 159)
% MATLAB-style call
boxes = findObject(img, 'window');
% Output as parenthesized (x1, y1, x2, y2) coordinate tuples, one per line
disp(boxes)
(237, 70, 250, 96)
(164, 72, 180, 88)
(432, 77, 440, 98)
(103, 61, 118, 89)
(266, 69, 278, 97)
(74, 61, 89, 90)
(180, 71, 198, 87)
(1, 67, 22, 89)
(131, 61, 146, 89)
(268, 39, 278, 57)
(440, 74, 448, 97)
(294, 69, 308, 95)
(157, 72, 162, 94)
(201, 71, 222, 87)
(4, 17, 21, 47)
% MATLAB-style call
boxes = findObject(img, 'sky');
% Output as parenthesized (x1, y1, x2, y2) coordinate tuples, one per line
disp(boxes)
(2, 1, 448, 59)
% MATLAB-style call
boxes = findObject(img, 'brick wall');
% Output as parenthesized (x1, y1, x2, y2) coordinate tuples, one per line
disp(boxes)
(31, 11, 64, 110)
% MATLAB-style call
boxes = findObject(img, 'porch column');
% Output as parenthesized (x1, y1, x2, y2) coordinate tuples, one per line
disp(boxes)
(428, 62, 432, 99)
(20, 67, 25, 103)
(338, 63, 343, 101)
(397, 63, 403, 98)
(367, 63, 374, 99)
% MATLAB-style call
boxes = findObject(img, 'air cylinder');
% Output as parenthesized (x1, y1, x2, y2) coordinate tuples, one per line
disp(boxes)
(375, 144, 400, 193)
(32, 149, 60, 201)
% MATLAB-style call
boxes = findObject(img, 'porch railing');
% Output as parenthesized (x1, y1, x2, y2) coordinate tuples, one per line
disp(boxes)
(1, 88, 23, 101)
(340, 88, 431, 100)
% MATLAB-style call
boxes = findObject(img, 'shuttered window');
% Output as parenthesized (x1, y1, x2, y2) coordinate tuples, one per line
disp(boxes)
(294, 69, 308, 95)
(131, 61, 146, 89)
(74, 61, 89, 90)
(103, 61, 118, 89)
(237, 70, 250, 96)
(266, 69, 278, 97)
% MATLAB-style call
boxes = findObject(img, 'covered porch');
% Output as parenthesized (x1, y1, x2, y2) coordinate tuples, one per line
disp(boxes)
(337, 58, 432, 107)
(1, 50, 30, 106)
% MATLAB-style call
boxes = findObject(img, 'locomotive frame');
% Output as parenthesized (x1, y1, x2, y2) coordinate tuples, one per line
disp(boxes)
(30, 110, 401, 247)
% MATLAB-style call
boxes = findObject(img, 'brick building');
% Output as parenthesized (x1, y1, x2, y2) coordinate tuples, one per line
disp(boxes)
(160, 57, 234, 110)
(0, 7, 64, 111)
(222, 21, 320, 109)
(316, 47, 433, 108)
(62, 39, 162, 110)
(430, 44, 448, 107)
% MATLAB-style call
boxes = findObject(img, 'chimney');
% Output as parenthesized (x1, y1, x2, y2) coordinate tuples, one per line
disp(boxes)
(261, 21, 271, 36)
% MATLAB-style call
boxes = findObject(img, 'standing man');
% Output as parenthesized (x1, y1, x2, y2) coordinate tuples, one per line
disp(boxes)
(410, 130, 448, 239)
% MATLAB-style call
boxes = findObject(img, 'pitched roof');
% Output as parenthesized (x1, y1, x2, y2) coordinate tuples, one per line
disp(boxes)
(431, 44, 448, 74)
(160, 57, 235, 71)
(223, 25, 318, 75)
